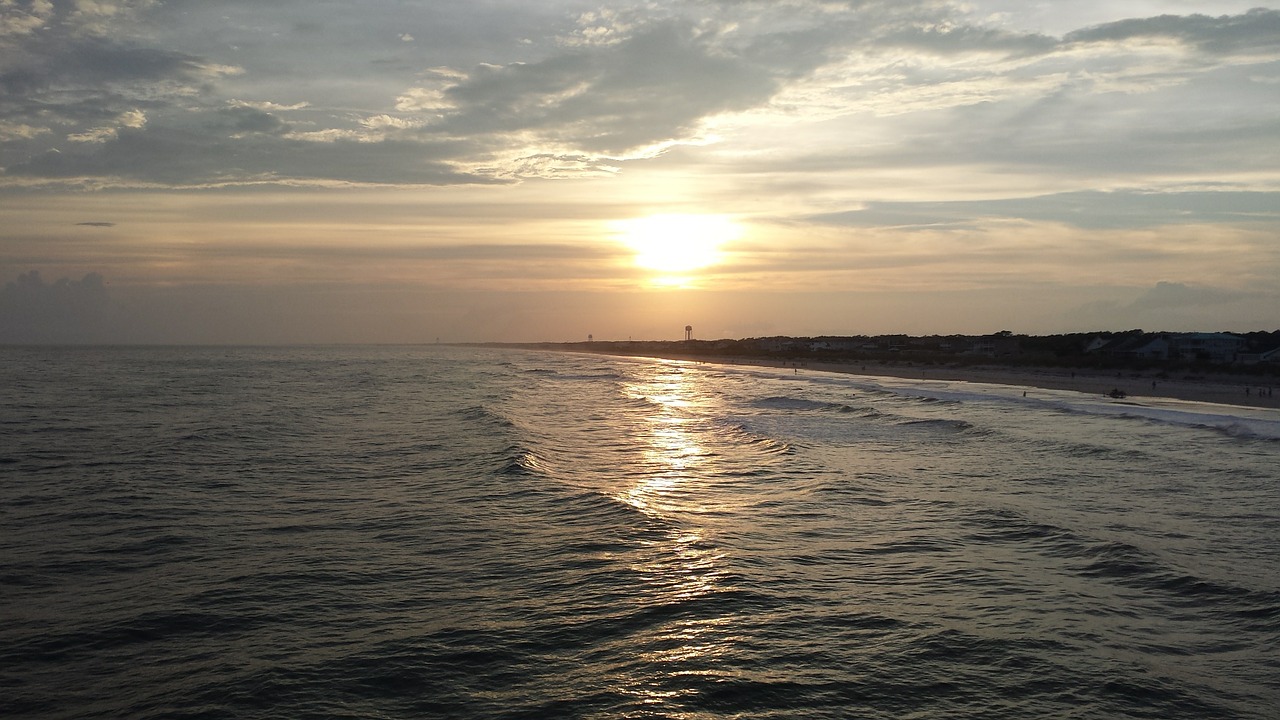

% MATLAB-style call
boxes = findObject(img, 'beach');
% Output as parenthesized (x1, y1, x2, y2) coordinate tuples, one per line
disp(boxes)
(581, 350, 1280, 410)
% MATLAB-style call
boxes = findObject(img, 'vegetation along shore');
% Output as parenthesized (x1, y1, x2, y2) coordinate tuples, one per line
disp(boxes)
(473, 329, 1280, 410)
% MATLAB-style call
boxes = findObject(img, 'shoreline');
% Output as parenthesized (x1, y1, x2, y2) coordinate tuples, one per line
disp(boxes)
(584, 350, 1280, 410)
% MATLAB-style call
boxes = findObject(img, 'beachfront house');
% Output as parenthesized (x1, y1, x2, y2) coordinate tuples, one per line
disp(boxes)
(808, 337, 866, 353)
(1168, 333, 1244, 364)
(1238, 346, 1280, 366)
(1083, 336, 1114, 354)
(746, 337, 808, 354)
(1092, 334, 1170, 360)
(967, 334, 1021, 358)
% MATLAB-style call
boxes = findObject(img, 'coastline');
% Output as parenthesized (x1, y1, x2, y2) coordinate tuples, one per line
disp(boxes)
(584, 350, 1280, 411)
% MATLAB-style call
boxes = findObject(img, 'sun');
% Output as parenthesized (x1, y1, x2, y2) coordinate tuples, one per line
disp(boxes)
(614, 214, 741, 276)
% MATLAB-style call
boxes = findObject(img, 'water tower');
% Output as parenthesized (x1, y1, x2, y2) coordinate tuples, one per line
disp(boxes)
(685, 325, 692, 341)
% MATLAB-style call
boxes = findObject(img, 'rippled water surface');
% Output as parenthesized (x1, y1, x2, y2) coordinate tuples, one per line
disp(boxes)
(3, 345, 1278, 719)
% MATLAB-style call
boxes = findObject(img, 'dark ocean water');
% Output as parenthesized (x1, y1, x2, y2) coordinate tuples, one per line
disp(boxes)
(2, 345, 1279, 719)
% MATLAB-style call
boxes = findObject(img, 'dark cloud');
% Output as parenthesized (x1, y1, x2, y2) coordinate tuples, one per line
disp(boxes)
(2, 2, 1277, 190)
(75, 221, 116, 227)
(0, 270, 110, 344)
(179, 242, 614, 264)
(7, 125, 494, 186)
(2, 0, 567, 185)
(433, 20, 796, 154)
(0, 13, 236, 179)
(1, 33, 218, 99)
(2, 3, 870, 183)
(1128, 281, 1242, 310)
(211, 106, 290, 136)
(1065, 8, 1280, 54)
(809, 190, 1280, 230)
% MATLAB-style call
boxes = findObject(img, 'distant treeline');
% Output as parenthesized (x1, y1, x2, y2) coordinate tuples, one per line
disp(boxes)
(476, 329, 1280, 376)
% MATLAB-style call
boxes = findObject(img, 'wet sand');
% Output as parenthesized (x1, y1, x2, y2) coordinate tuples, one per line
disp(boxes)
(800, 360, 1280, 410)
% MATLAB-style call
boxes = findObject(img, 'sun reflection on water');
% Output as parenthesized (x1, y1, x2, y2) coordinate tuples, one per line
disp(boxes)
(614, 361, 747, 711)
(619, 362, 710, 515)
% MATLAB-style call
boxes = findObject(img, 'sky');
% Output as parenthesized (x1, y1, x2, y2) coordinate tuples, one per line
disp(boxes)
(1, 0, 1278, 343)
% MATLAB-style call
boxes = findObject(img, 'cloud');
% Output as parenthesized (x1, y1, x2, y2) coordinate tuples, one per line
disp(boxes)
(1063, 279, 1272, 332)
(10, 1, 971, 184)
(879, 23, 1057, 57)
(6, 124, 495, 187)
(1, 1, 1277, 191)
(808, 190, 1280, 230)
(63, 108, 146, 142)
(2, 35, 232, 97)
(1065, 9, 1280, 55)
(67, 127, 118, 143)
(75, 221, 115, 227)
(411, 6, 890, 159)
(359, 114, 425, 131)
(213, 105, 288, 136)
(0, 14, 242, 179)
(0, 0, 54, 37)
(424, 21, 777, 154)
(0, 121, 50, 140)
(230, 99, 310, 111)
(1128, 281, 1241, 310)
(0, 270, 110, 343)
(504, 153, 621, 179)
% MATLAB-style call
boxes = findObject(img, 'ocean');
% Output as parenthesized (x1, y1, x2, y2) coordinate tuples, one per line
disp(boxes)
(2, 344, 1278, 719)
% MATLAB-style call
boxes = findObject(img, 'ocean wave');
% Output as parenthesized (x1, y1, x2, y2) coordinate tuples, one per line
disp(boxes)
(456, 404, 515, 430)
(1038, 400, 1280, 442)
(962, 507, 1279, 634)
(5, 345, 1278, 720)
(552, 371, 625, 381)
(496, 446, 552, 479)
(893, 417, 975, 432)
(750, 362, 1280, 443)
(750, 395, 842, 411)
(720, 422, 795, 455)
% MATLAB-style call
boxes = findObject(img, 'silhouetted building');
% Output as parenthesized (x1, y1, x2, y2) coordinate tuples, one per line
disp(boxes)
(1168, 333, 1243, 364)
(1239, 346, 1280, 365)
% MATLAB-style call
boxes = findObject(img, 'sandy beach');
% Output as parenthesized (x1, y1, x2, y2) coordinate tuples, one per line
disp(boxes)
(804, 360, 1280, 410)
(587, 351, 1280, 411)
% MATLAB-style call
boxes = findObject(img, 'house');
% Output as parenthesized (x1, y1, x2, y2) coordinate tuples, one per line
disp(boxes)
(807, 337, 865, 353)
(967, 334, 1022, 358)
(1095, 334, 1170, 360)
(747, 336, 807, 353)
(1168, 333, 1243, 364)
(1238, 346, 1280, 366)
(1084, 336, 1112, 354)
